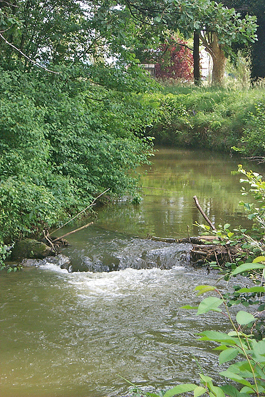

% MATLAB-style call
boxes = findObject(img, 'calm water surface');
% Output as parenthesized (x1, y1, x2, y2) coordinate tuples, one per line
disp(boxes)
(0, 148, 263, 397)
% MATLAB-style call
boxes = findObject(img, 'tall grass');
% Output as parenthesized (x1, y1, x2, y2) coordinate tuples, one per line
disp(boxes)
(150, 84, 265, 154)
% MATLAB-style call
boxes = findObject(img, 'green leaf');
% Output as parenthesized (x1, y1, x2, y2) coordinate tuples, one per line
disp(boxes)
(209, 385, 225, 397)
(219, 348, 239, 364)
(199, 374, 213, 383)
(180, 305, 199, 310)
(237, 286, 265, 293)
(197, 297, 223, 315)
(163, 384, 197, 397)
(220, 370, 253, 387)
(194, 386, 207, 397)
(253, 256, 265, 263)
(220, 385, 248, 397)
(230, 263, 265, 276)
(195, 285, 216, 295)
(253, 339, 265, 357)
(240, 387, 256, 395)
(199, 331, 238, 345)
(236, 311, 255, 325)
(154, 16, 162, 23)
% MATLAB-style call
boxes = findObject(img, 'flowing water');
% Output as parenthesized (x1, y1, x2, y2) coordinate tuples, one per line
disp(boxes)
(0, 148, 262, 397)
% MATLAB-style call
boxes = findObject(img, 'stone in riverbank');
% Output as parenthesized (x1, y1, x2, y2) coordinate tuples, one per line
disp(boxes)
(11, 238, 55, 260)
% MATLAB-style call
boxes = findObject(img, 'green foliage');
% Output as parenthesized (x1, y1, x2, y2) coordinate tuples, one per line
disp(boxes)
(233, 103, 265, 157)
(149, 87, 264, 150)
(238, 166, 265, 233)
(0, 67, 157, 244)
(130, 272, 265, 397)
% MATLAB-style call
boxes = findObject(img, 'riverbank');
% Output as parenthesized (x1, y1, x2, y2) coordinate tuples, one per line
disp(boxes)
(149, 85, 265, 154)
(1, 72, 264, 258)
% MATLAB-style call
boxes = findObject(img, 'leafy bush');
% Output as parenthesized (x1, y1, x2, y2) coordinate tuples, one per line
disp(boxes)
(0, 67, 157, 243)
(149, 87, 264, 150)
(233, 102, 265, 157)
(129, 168, 265, 397)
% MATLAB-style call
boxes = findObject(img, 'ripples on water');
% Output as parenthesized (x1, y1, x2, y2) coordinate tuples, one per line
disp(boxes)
(1, 147, 261, 397)
(1, 254, 247, 397)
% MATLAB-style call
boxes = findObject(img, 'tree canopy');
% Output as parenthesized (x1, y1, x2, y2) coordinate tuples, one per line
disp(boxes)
(0, 0, 260, 244)
(0, 0, 258, 84)
(118, 0, 257, 85)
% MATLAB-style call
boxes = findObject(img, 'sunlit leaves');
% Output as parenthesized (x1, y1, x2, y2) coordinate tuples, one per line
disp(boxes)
(195, 285, 216, 295)
(197, 297, 223, 315)
(198, 330, 238, 345)
(230, 262, 265, 276)
(163, 384, 197, 397)
(236, 311, 255, 325)
(219, 348, 239, 364)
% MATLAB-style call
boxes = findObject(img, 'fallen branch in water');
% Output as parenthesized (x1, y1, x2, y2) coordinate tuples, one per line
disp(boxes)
(52, 222, 94, 242)
(193, 195, 216, 231)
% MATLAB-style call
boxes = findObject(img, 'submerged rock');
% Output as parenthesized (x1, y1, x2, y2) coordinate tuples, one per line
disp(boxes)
(21, 254, 72, 271)
(11, 239, 55, 260)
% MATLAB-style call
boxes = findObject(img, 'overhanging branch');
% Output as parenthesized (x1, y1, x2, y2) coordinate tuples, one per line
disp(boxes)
(0, 33, 60, 74)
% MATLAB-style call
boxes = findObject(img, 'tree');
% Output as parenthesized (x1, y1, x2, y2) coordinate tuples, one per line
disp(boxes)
(216, 0, 265, 81)
(0, 1, 159, 243)
(121, 0, 257, 85)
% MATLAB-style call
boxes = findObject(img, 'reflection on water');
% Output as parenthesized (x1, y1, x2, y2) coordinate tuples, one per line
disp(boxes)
(93, 148, 262, 239)
(0, 148, 263, 397)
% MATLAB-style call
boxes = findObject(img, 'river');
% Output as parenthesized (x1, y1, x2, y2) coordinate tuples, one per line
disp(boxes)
(0, 148, 262, 397)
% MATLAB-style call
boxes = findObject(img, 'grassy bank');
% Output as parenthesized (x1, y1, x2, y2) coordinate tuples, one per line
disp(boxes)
(150, 85, 265, 154)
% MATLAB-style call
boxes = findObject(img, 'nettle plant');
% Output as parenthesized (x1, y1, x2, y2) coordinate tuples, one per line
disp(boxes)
(180, 269, 265, 397)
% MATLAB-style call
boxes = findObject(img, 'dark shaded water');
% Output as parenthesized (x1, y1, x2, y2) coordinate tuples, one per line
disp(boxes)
(0, 148, 262, 397)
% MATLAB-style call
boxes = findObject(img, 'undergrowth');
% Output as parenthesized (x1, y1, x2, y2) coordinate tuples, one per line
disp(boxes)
(149, 86, 265, 153)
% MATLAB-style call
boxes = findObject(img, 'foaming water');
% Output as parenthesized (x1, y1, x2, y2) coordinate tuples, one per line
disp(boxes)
(0, 262, 240, 397)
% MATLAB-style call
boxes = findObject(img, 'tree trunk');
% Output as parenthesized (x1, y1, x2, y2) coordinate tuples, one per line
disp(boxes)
(211, 33, 227, 86)
(193, 31, 200, 86)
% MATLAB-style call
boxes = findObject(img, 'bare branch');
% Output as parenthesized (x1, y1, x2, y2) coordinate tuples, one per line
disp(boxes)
(0, 33, 60, 74)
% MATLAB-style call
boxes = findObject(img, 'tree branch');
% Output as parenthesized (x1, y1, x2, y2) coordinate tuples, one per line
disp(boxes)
(0, 32, 60, 74)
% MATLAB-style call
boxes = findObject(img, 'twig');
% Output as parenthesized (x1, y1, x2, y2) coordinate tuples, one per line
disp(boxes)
(49, 188, 110, 236)
(193, 196, 216, 231)
(53, 222, 94, 242)
(214, 250, 220, 266)
(43, 230, 55, 252)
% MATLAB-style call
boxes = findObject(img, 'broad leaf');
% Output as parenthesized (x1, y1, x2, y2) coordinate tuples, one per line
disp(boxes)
(237, 286, 265, 293)
(219, 347, 239, 364)
(194, 386, 207, 397)
(163, 384, 197, 397)
(209, 385, 225, 397)
(199, 331, 238, 345)
(220, 370, 253, 388)
(230, 263, 265, 276)
(220, 384, 249, 397)
(236, 311, 255, 325)
(253, 256, 265, 263)
(194, 285, 216, 296)
(197, 297, 223, 315)
(199, 374, 213, 383)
